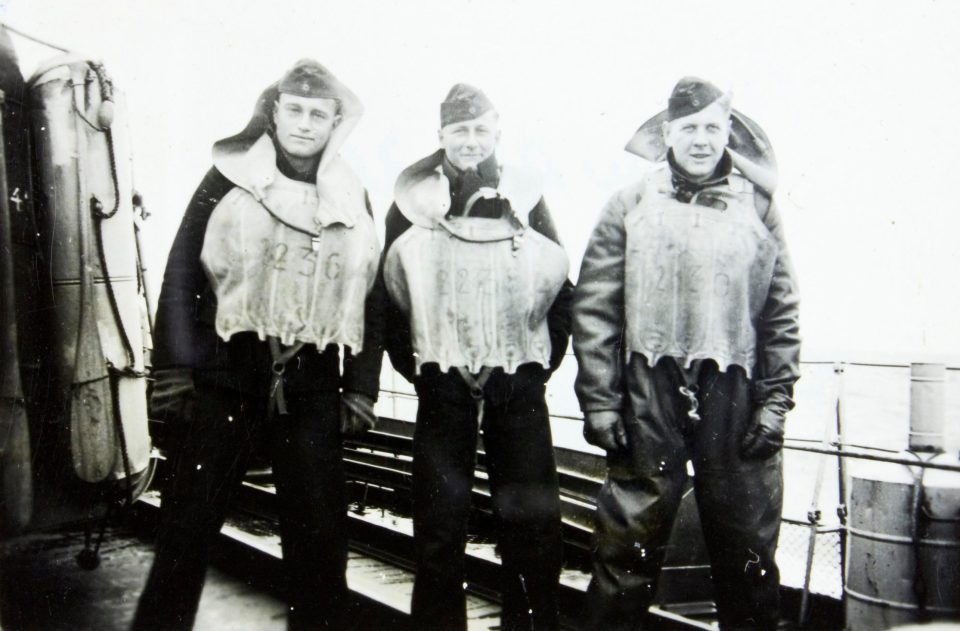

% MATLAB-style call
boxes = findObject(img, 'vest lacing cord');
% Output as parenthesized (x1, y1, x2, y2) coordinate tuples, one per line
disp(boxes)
(454, 366, 494, 425)
(253, 197, 324, 251)
(669, 360, 702, 425)
(463, 187, 498, 217)
(463, 188, 525, 254)
(679, 385, 701, 423)
(268, 337, 306, 418)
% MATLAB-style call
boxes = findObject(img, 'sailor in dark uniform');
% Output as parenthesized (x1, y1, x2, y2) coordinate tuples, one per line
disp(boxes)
(379, 84, 574, 631)
(132, 59, 383, 630)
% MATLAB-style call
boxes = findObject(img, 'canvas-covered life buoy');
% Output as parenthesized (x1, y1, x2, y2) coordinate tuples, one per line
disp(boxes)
(28, 54, 151, 486)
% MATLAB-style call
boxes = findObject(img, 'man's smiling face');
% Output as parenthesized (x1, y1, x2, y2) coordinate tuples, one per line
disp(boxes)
(663, 100, 731, 181)
(438, 109, 500, 171)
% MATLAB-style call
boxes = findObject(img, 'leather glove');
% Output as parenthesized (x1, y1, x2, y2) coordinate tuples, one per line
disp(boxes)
(148, 367, 195, 422)
(740, 405, 786, 459)
(340, 392, 376, 437)
(583, 410, 628, 452)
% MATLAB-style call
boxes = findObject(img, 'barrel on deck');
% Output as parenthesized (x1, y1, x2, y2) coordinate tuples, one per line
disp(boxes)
(846, 456, 960, 630)
(909, 363, 948, 452)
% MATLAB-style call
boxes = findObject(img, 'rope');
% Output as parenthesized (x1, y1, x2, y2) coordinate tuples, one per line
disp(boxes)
(66, 58, 140, 566)
(128, 192, 156, 336)
(74, 61, 135, 368)
(92, 208, 136, 367)
(256, 197, 321, 242)
(87, 65, 121, 221)
(108, 364, 136, 508)
(0, 22, 71, 53)
(71, 91, 104, 132)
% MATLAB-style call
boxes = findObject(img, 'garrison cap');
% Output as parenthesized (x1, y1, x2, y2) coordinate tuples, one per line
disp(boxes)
(667, 76, 727, 121)
(213, 60, 363, 174)
(625, 76, 778, 193)
(440, 83, 494, 127)
(279, 59, 342, 100)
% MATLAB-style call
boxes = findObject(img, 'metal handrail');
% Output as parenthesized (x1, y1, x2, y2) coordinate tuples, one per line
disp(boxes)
(375, 358, 958, 625)
(783, 441, 959, 472)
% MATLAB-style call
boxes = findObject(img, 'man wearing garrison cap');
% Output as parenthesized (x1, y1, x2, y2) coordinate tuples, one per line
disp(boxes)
(377, 84, 574, 630)
(573, 77, 800, 630)
(133, 60, 383, 630)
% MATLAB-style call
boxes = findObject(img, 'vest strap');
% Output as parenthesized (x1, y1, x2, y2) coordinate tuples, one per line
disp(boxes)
(254, 195, 321, 242)
(454, 366, 494, 425)
(268, 337, 306, 417)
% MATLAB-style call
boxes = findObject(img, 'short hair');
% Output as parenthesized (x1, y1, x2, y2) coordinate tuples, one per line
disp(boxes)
(273, 93, 342, 116)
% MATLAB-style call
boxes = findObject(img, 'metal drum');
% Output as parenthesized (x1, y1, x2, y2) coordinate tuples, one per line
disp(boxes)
(909, 363, 949, 452)
(846, 455, 960, 630)
(27, 55, 151, 495)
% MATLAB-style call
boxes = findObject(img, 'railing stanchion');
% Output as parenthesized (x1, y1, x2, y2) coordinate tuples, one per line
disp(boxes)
(834, 361, 848, 599)
(799, 394, 832, 626)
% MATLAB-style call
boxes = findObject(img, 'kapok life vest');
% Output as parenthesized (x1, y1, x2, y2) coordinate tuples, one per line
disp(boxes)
(384, 158, 568, 375)
(623, 167, 778, 373)
(200, 168, 379, 351)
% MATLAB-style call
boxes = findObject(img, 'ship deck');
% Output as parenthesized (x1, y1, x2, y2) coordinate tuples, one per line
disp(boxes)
(0, 410, 850, 631)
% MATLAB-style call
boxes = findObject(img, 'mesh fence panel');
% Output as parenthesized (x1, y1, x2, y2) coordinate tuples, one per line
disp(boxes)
(777, 519, 844, 599)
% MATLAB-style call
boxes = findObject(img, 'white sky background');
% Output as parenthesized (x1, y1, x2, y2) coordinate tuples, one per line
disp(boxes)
(3, 0, 959, 362)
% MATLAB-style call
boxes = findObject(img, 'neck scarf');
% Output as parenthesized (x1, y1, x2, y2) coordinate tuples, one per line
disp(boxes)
(667, 149, 732, 204)
(442, 153, 500, 217)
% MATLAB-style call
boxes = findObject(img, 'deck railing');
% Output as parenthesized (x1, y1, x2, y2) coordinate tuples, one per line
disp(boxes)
(373, 359, 960, 627)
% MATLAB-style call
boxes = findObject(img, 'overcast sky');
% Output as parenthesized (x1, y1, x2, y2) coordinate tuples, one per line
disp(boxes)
(4, 0, 959, 362)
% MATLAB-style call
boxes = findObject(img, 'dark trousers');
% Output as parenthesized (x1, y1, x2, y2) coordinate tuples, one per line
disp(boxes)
(583, 357, 783, 631)
(132, 387, 348, 631)
(410, 367, 563, 631)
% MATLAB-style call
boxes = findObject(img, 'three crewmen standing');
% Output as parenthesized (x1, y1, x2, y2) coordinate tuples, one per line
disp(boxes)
(132, 69, 797, 631)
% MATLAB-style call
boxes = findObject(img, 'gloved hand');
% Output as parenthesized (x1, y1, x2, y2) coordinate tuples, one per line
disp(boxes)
(583, 410, 628, 452)
(340, 392, 376, 437)
(148, 367, 195, 422)
(740, 405, 786, 459)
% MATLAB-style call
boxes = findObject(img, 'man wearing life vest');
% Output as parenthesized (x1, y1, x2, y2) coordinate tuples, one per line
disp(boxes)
(380, 84, 574, 631)
(573, 77, 801, 630)
(132, 60, 382, 630)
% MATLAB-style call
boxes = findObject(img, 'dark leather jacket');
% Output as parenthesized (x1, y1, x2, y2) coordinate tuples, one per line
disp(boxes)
(572, 155, 800, 415)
